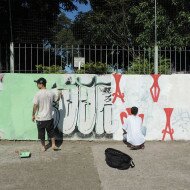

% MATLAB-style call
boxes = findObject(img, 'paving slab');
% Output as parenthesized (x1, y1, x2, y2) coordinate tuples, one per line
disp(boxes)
(92, 141, 190, 190)
(0, 141, 190, 190)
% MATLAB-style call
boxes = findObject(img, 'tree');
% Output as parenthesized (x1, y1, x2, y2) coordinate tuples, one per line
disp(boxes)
(73, 0, 190, 47)
(73, 0, 135, 46)
(130, 0, 190, 47)
(54, 13, 81, 45)
(0, 0, 88, 43)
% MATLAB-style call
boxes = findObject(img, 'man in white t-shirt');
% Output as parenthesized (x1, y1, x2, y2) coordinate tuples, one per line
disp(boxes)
(32, 77, 62, 151)
(123, 107, 145, 150)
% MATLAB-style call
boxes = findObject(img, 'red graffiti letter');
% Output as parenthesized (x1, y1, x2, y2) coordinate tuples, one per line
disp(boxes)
(112, 74, 125, 104)
(162, 108, 174, 141)
(126, 108, 131, 115)
(120, 112, 127, 125)
(150, 74, 161, 102)
(120, 108, 144, 124)
(138, 114, 144, 123)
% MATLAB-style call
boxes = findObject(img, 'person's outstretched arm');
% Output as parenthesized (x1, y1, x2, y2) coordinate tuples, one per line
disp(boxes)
(53, 90, 63, 102)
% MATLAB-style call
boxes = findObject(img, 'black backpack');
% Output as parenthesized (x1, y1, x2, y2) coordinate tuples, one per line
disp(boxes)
(105, 148, 135, 170)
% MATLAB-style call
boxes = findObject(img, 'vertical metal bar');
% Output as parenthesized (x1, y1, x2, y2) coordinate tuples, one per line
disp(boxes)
(55, 44, 56, 67)
(66, 45, 68, 66)
(127, 46, 130, 71)
(78, 45, 80, 57)
(61, 45, 63, 69)
(170, 47, 172, 74)
(31, 44, 32, 73)
(148, 47, 151, 74)
(180, 47, 182, 72)
(106, 46, 108, 73)
(84, 45, 86, 61)
(19, 43, 21, 73)
(25, 44, 26, 73)
(72, 45, 74, 68)
(100, 45, 102, 63)
(84, 45, 86, 73)
(159, 47, 161, 74)
(95, 45, 97, 64)
(6, 44, 8, 72)
(185, 47, 187, 73)
(89, 45, 91, 63)
(43, 44, 44, 68)
(116, 46, 119, 72)
(165, 47, 167, 74)
(37, 44, 39, 73)
(49, 46, 50, 68)
(132, 47, 135, 73)
(143, 48, 146, 74)
(122, 47, 124, 70)
(175, 46, 177, 73)
(77, 45, 80, 70)
(105, 46, 108, 64)
(138, 46, 140, 74)
(112, 45, 114, 69)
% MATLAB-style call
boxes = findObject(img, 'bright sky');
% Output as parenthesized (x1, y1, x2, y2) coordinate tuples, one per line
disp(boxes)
(64, 1, 91, 20)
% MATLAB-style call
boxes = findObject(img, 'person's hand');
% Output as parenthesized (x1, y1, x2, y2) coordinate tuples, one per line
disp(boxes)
(32, 115, 35, 122)
(58, 90, 63, 98)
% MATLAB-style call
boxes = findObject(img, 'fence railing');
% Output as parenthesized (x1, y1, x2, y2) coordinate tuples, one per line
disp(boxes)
(0, 43, 190, 74)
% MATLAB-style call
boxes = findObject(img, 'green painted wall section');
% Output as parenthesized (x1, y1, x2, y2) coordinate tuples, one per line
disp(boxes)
(0, 74, 67, 140)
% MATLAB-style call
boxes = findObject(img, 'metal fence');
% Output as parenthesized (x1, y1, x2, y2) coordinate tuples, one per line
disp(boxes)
(0, 44, 10, 72)
(0, 43, 190, 74)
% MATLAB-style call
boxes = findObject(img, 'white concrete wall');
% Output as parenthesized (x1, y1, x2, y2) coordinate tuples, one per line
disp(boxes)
(112, 74, 190, 140)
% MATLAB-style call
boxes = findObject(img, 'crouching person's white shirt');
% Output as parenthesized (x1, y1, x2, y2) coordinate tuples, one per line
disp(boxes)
(122, 115, 145, 146)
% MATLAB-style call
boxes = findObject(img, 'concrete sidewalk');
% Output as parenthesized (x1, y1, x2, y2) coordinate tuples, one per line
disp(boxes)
(0, 141, 190, 190)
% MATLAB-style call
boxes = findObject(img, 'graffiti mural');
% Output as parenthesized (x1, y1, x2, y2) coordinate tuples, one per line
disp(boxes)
(112, 74, 125, 103)
(150, 74, 161, 102)
(0, 74, 190, 140)
(51, 75, 113, 138)
(162, 108, 174, 141)
(112, 74, 190, 141)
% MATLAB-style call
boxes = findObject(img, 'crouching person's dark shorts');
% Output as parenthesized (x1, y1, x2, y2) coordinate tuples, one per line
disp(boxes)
(36, 119, 55, 141)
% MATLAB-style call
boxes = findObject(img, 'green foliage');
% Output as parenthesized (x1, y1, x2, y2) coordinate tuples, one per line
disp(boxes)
(73, 0, 190, 47)
(75, 62, 109, 74)
(73, 1, 133, 45)
(36, 65, 65, 74)
(0, 0, 88, 43)
(54, 13, 81, 45)
(129, 0, 190, 47)
(127, 57, 171, 74)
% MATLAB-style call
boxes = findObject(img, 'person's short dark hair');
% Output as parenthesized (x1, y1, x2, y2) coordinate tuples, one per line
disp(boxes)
(131, 107, 138, 115)
(34, 77, 47, 86)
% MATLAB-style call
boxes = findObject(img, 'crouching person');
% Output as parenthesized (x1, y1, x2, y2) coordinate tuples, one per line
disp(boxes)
(123, 107, 145, 150)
